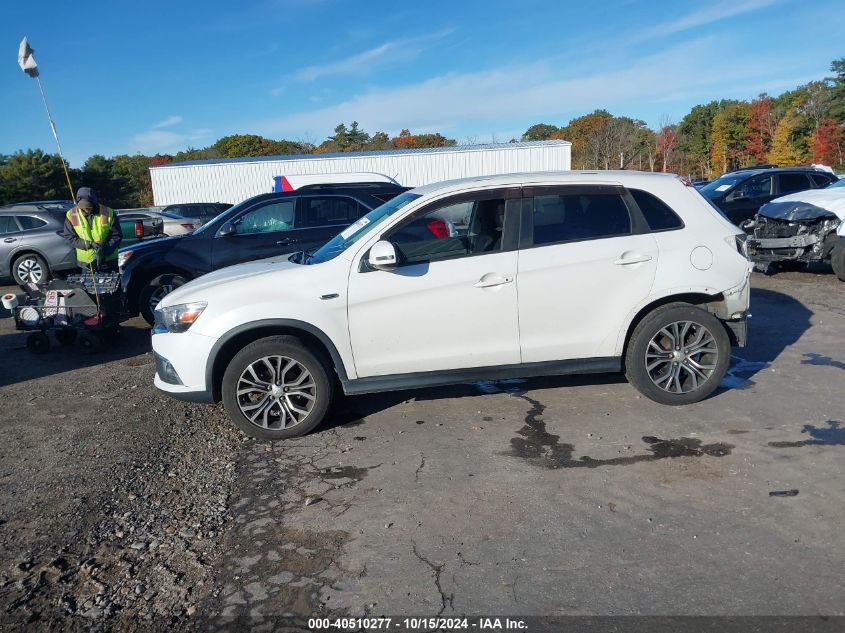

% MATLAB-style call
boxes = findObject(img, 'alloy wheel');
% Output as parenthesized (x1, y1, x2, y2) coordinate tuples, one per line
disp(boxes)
(645, 320, 719, 394)
(148, 284, 174, 313)
(236, 355, 316, 430)
(17, 257, 43, 283)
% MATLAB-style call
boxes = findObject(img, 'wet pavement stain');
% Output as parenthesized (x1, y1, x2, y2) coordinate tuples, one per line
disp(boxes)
(320, 464, 381, 480)
(727, 429, 750, 434)
(768, 420, 845, 448)
(801, 353, 845, 371)
(503, 395, 733, 469)
(416, 420, 425, 425)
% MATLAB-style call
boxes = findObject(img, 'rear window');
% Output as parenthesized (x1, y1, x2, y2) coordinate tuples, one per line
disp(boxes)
(533, 193, 632, 245)
(779, 173, 811, 195)
(629, 190, 683, 231)
(17, 215, 47, 230)
(810, 173, 833, 187)
(0, 216, 17, 234)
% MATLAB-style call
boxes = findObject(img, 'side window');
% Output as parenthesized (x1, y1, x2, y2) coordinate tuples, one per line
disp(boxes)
(300, 197, 360, 228)
(17, 215, 48, 230)
(629, 190, 683, 232)
(779, 173, 811, 195)
(532, 193, 631, 245)
(389, 197, 507, 265)
(0, 216, 17, 234)
(233, 200, 295, 235)
(809, 173, 831, 188)
(735, 175, 773, 199)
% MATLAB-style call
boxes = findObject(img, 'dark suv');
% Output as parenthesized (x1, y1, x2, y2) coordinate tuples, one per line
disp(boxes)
(699, 167, 837, 225)
(120, 183, 408, 323)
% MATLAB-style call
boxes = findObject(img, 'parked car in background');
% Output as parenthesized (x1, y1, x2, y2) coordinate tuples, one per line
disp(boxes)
(0, 201, 76, 284)
(119, 183, 408, 324)
(744, 178, 845, 278)
(118, 208, 195, 237)
(699, 167, 838, 225)
(159, 202, 232, 227)
(150, 171, 752, 439)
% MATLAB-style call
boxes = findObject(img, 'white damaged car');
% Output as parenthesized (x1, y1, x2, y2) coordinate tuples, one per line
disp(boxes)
(744, 178, 845, 280)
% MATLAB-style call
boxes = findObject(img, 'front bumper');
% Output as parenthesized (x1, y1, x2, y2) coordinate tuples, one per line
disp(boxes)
(151, 329, 217, 402)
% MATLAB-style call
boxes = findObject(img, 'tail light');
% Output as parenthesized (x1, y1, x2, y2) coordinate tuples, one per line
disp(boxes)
(134, 221, 144, 239)
(426, 219, 449, 239)
(180, 223, 195, 231)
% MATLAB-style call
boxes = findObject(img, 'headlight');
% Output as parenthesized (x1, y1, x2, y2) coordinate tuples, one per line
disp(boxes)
(118, 250, 133, 269)
(155, 302, 207, 333)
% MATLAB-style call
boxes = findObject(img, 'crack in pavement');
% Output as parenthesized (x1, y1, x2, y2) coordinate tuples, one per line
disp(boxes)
(411, 542, 454, 616)
(415, 452, 426, 483)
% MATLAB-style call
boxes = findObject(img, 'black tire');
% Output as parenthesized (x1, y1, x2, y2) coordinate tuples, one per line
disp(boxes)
(54, 329, 77, 346)
(222, 335, 333, 440)
(832, 240, 845, 283)
(139, 274, 188, 325)
(76, 331, 101, 355)
(625, 303, 731, 406)
(12, 253, 50, 285)
(26, 332, 51, 354)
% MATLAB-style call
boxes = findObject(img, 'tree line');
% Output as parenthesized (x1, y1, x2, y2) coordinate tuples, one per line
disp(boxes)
(523, 59, 844, 178)
(2, 58, 842, 208)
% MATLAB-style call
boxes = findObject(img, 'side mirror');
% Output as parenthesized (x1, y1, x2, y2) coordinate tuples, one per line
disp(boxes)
(368, 240, 398, 270)
(217, 221, 235, 237)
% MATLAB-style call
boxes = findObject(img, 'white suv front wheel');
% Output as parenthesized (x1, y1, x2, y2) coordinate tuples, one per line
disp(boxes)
(222, 335, 333, 439)
(625, 304, 731, 405)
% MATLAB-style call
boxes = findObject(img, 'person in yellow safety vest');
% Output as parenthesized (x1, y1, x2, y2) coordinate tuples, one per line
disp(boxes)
(60, 187, 122, 272)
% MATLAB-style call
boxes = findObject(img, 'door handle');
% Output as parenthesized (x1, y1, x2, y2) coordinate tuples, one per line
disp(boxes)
(3, 238, 15, 243)
(275, 238, 298, 245)
(614, 253, 653, 265)
(473, 273, 513, 288)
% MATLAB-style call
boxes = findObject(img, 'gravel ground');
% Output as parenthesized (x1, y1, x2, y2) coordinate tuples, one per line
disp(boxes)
(0, 268, 843, 630)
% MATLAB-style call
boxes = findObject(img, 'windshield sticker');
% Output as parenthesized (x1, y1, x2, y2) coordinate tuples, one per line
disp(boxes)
(340, 216, 370, 240)
(716, 184, 731, 191)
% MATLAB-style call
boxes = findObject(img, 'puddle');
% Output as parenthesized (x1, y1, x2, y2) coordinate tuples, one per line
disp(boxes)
(768, 420, 845, 448)
(801, 353, 845, 371)
(472, 378, 527, 395)
(503, 395, 732, 469)
(720, 356, 769, 390)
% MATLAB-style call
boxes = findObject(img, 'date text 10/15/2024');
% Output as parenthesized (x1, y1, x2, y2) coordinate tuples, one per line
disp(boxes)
(308, 617, 528, 631)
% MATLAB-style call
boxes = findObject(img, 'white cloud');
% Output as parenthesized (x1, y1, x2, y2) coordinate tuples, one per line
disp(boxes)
(639, 0, 779, 39)
(261, 38, 748, 138)
(294, 29, 454, 82)
(151, 115, 183, 129)
(131, 128, 212, 154)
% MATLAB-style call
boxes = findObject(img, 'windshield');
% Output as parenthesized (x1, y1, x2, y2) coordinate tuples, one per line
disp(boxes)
(699, 176, 742, 199)
(305, 192, 421, 264)
(826, 178, 845, 189)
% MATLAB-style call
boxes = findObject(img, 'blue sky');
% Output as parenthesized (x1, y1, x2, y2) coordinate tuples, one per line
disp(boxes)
(1, 0, 842, 166)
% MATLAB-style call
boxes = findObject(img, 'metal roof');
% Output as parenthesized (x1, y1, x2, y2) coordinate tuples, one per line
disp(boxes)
(155, 140, 572, 169)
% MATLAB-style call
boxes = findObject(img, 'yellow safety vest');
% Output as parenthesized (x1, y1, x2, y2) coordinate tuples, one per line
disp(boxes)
(67, 204, 118, 264)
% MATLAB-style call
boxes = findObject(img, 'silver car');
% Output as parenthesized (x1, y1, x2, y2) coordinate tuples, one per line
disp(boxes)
(0, 201, 77, 284)
(117, 208, 201, 237)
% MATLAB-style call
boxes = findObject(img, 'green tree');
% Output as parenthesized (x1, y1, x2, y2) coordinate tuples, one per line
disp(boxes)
(521, 123, 560, 141)
(709, 102, 750, 174)
(678, 101, 721, 178)
(827, 58, 845, 123)
(0, 150, 73, 205)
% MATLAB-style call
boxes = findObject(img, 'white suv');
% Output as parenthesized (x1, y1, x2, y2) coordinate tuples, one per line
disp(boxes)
(151, 172, 752, 439)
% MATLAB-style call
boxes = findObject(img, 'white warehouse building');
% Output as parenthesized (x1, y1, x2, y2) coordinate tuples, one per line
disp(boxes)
(149, 140, 571, 205)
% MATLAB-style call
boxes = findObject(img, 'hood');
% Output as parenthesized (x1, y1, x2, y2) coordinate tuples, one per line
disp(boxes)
(160, 256, 299, 307)
(119, 234, 183, 254)
(760, 189, 845, 222)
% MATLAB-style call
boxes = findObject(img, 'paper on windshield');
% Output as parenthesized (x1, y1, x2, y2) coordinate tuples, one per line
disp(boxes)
(340, 216, 370, 240)
(716, 184, 731, 192)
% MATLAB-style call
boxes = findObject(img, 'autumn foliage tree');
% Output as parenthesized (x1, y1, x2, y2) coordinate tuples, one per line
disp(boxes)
(768, 115, 804, 166)
(812, 118, 844, 165)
